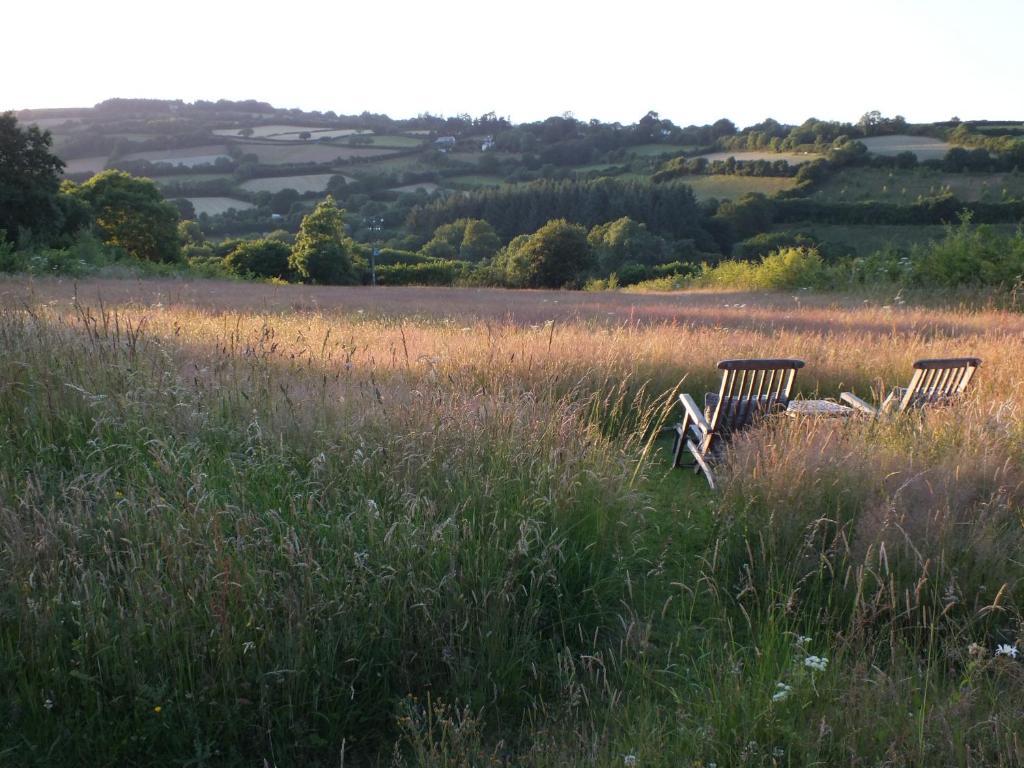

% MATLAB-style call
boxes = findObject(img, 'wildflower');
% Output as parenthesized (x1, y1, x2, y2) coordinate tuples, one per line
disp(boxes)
(772, 747, 785, 758)
(795, 635, 812, 647)
(623, 754, 637, 767)
(804, 655, 828, 672)
(967, 642, 986, 660)
(772, 682, 792, 702)
(153, 705, 162, 714)
(995, 644, 1019, 659)
(44, 698, 54, 711)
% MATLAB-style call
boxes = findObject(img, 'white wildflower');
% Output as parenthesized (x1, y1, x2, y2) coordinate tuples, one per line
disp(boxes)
(795, 635, 812, 647)
(995, 644, 1019, 659)
(804, 655, 829, 672)
(44, 698, 54, 711)
(771, 682, 792, 702)
(623, 754, 637, 767)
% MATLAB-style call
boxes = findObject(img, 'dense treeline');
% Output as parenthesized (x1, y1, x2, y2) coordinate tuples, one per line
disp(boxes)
(405, 178, 715, 244)
(774, 196, 1024, 225)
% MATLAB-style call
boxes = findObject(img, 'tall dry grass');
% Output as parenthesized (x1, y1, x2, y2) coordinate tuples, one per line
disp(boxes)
(0, 280, 1022, 766)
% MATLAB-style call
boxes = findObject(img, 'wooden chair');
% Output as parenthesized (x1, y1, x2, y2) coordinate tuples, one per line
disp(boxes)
(840, 357, 981, 417)
(672, 358, 805, 489)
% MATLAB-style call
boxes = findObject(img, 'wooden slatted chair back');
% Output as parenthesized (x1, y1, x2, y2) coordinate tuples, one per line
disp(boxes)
(891, 357, 981, 413)
(704, 359, 805, 453)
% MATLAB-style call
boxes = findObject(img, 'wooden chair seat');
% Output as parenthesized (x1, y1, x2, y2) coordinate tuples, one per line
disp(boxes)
(841, 357, 981, 417)
(672, 358, 805, 489)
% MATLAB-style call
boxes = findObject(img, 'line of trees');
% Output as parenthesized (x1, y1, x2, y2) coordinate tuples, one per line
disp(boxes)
(405, 178, 716, 245)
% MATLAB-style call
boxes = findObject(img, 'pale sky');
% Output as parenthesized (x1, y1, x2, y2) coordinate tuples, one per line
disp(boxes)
(4, 0, 1020, 128)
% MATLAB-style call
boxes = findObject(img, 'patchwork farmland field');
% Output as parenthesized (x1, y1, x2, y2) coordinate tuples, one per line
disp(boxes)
(152, 173, 233, 189)
(239, 173, 354, 194)
(447, 173, 508, 188)
(120, 145, 231, 167)
(695, 150, 823, 164)
(811, 167, 1024, 202)
(26, 116, 84, 129)
(682, 174, 799, 200)
(359, 134, 425, 149)
(1, 277, 1022, 766)
(859, 134, 953, 160)
(235, 142, 398, 164)
(212, 125, 370, 140)
(626, 143, 687, 157)
(183, 196, 255, 216)
(388, 181, 442, 193)
(349, 154, 437, 175)
(770, 221, 1021, 255)
(62, 155, 108, 175)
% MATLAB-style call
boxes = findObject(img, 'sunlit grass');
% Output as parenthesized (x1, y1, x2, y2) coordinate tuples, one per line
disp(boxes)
(1, 281, 1021, 766)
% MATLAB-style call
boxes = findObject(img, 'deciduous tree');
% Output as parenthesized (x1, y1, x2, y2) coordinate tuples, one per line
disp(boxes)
(289, 196, 357, 284)
(0, 112, 66, 245)
(72, 170, 181, 262)
(498, 219, 593, 288)
(225, 238, 292, 279)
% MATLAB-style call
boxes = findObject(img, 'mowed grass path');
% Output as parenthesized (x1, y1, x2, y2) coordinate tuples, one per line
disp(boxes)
(1, 278, 1022, 767)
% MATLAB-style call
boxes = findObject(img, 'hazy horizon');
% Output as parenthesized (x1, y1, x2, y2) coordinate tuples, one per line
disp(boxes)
(5, 0, 1022, 127)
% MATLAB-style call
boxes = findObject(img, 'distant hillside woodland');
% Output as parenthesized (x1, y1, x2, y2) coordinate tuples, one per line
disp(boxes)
(3, 99, 1024, 290)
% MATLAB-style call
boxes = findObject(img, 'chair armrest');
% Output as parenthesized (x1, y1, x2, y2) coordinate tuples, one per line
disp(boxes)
(840, 391, 878, 416)
(679, 393, 711, 435)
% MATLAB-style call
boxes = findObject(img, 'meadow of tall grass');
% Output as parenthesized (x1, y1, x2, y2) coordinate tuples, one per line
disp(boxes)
(0, 279, 1021, 766)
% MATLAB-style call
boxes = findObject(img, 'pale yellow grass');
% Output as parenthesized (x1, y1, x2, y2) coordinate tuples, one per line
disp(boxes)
(5, 279, 1020, 409)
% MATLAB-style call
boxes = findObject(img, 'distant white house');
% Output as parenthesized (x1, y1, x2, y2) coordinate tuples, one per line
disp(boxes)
(434, 136, 456, 151)
(481, 135, 495, 151)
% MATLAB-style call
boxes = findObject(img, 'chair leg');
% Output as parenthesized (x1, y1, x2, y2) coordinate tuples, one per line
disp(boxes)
(672, 414, 696, 468)
(686, 440, 716, 490)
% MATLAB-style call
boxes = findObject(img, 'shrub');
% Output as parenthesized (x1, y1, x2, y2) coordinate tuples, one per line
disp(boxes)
(734, 231, 817, 261)
(693, 246, 827, 290)
(909, 214, 1024, 287)
(496, 219, 594, 288)
(375, 260, 469, 286)
(224, 239, 293, 279)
